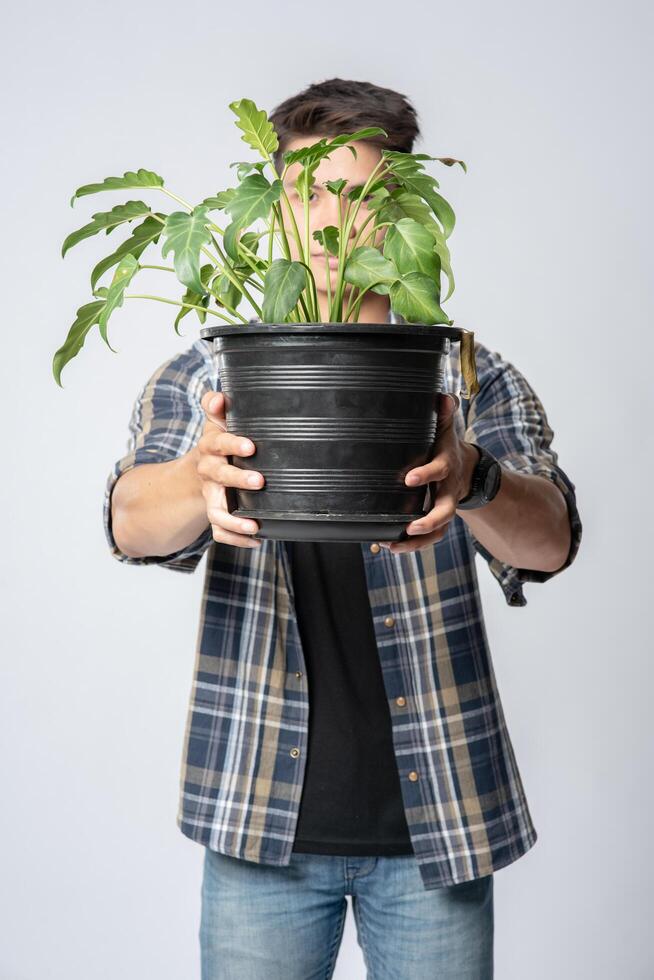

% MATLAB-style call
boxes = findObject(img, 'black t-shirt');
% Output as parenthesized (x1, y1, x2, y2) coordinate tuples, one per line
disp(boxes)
(286, 540, 414, 856)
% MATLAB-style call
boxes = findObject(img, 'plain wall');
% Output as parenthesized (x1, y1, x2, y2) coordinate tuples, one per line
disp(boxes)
(2, 0, 652, 976)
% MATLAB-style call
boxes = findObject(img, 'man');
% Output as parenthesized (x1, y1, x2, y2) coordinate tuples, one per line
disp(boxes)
(104, 79, 582, 979)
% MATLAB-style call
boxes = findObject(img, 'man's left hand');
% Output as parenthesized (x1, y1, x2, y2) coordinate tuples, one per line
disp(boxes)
(379, 393, 479, 554)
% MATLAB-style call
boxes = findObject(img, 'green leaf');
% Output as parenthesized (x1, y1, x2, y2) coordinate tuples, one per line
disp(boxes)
(390, 272, 450, 324)
(383, 217, 440, 280)
(201, 188, 236, 211)
(424, 222, 455, 301)
(222, 222, 242, 263)
(52, 300, 105, 387)
(61, 200, 152, 257)
(97, 253, 139, 344)
(372, 189, 433, 224)
(325, 178, 347, 195)
(229, 99, 279, 158)
(90, 214, 165, 291)
(238, 230, 261, 260)
(295, 162, 320, 205)
(343, 247, 399, 291)
(229, 160, 268, 181)
(213, 272, 243, 312)
(161, 206, 212, 293)
(312, 226, 339, 257)
(234, 231, 266, 273)
(223, 173, 283, 230)
(282, 139, 331, 168)
(174, 263, 215, 335)
(326, 127, 388, 148)
(70, 168, 164, 207)
(371, 192, 455, 300)
(381, 150, 440, 181)
(399, 174, 457, 238)
(261, 259, 307, 322)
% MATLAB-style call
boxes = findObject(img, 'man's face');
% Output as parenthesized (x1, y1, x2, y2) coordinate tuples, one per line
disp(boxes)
(278, 134, 388, 298)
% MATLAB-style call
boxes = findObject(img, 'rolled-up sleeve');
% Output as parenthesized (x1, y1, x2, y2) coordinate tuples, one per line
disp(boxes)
(461, 343, 583, 607)
(102, 340, 217, 574)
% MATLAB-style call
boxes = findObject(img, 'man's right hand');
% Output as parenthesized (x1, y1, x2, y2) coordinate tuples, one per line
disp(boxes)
(197, 390, 264, 549)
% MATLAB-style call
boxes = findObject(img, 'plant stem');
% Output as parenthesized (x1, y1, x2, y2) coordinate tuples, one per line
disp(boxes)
(124, 294, 240, 324)
(330, 161, 393, 320)
(159, 187, 195, 211)
(200, 243, 262, 317)
(140, 264, 175, 273)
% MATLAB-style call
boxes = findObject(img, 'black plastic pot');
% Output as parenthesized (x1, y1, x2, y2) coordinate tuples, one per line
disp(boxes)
(199, 321, 476, 543)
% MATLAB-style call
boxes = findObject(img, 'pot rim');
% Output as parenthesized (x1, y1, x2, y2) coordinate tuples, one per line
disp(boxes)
(200, 321, 465, 343)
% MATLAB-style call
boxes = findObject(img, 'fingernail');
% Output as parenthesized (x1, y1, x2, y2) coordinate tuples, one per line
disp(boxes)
(240, 441, 253, 453)
(248, 473, 262, 486)
(406, 474, 420, 485)
(408, 523, 425, 534)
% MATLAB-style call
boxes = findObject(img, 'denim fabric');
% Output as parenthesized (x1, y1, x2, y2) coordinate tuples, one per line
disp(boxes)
(200, 847, 493, 979)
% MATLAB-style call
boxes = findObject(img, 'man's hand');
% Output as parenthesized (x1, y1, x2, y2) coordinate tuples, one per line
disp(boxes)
(380, 392, 478, 554)
(197, 390, 264, 549)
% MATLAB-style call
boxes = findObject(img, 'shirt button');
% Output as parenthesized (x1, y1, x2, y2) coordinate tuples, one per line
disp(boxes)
(290, 747, 300, 758)
(395, 696, 406, 707)
(384, 615, 395, 628)
(370, 542, 381, 554)
(295, 671, 303, 679)
(408, 771, 419, 781)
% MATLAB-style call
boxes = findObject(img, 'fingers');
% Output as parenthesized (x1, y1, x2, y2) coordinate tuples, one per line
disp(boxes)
(199, 428, 256, 459)
(198, 456, 264, 491)
(405, 454, 450, 487)
(203, 484, 261, 549)
(210, 515, 262, 548)
(403, 483, 458, 539)
(380, 522, 449, 553)
(201, 389, 226, 421)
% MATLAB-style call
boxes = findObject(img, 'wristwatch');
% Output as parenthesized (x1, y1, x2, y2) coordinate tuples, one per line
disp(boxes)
(457, 443, 502, 510)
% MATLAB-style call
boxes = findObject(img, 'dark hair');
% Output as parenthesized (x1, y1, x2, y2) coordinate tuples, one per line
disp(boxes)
(269, 78, 420, 176)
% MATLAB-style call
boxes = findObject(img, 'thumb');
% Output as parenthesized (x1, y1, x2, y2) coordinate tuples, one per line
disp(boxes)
(440, 391, 460, 417)
(201, 390, 225, 417)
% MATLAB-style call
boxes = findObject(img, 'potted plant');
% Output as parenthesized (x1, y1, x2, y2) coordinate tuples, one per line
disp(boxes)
(55, 98, 479, 542)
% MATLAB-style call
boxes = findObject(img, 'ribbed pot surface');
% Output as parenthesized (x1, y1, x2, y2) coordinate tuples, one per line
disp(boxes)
(200, 322, 460, 542)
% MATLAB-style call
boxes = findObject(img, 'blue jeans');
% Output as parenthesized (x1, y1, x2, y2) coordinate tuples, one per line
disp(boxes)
(200, 848, 493, 979)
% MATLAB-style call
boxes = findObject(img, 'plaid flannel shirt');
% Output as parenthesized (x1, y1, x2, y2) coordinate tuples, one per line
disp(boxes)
(103, 310, 582, 890)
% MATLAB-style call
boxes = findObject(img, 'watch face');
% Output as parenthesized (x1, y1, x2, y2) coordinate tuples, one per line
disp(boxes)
(482, 462, 501, 500)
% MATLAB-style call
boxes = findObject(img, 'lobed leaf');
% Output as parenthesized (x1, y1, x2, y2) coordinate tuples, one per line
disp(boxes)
(52, 300, 106, 386)
(61, 201, 152, 257)
(224, 173, 283, 228)
(161, 206, 213, 294)
(70, 168, 164, 207)
(174, 263, 216, 334)
(90, 214, 165, 291)
(201, 188, 237, 211)
(97, 254, 139, 344)
(229, 99, 279, 158)
(400, 175, 457, 238)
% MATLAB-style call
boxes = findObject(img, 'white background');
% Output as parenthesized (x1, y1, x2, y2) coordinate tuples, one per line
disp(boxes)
(2, 0, 652, 976)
